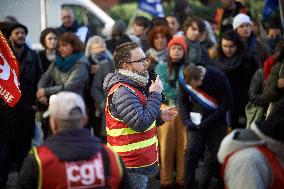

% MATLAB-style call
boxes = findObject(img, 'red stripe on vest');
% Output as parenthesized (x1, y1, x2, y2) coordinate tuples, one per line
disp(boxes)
(107, 128, 156, 146)
(102, 145, 122, 189)
(106, 83, 146, 130)
(105, 82, 158, 168)
(36, 145, 122, 189)
(256, 146, 284, 189)
(36, 146, 67, 189)
(117, 144, 158, 168)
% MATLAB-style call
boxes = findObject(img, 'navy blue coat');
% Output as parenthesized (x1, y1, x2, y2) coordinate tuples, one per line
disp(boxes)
(179, 66, 233, 130)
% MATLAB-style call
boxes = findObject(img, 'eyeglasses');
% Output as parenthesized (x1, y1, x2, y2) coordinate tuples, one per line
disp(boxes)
(125, 57, 148, 64)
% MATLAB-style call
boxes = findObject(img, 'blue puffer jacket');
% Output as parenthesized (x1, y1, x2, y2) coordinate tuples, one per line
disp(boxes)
(103, 71, 163, 175)
(103, 71, 163, 132)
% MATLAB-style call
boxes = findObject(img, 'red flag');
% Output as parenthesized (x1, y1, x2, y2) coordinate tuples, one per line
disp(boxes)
(0, 31, 22, 107)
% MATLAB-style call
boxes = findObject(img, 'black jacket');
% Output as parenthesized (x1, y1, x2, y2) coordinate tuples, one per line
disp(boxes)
(56, 20, 90, 43)
(16, 44, 42, 113)
(0, 44, 41, 141)
(57, 20, 81, 35)
(179, 66, 233, 130)
(38, 50, 54, 73)
(214, 53, 258, 123)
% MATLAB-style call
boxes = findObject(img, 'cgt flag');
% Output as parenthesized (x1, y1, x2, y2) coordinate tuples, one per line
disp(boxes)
(0, 31, 21, 107)
(138, 0, 164, 17)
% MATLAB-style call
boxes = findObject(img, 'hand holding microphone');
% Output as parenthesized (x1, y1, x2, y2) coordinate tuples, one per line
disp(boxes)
(149, 75, 163, 94)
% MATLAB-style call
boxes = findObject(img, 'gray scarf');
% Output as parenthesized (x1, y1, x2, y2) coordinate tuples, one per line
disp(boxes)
(118, 69, 149, 86)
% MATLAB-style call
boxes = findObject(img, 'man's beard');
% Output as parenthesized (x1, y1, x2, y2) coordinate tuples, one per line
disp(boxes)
(135, 70, 149, 79)
(13, 39, 25, 48)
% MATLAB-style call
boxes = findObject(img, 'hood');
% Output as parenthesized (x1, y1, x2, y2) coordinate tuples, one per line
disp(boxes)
(103, 71, 141, 93)
(44, 129, 101, 161)
(217, 124, 264, 164)
(252, 123, 284, 165)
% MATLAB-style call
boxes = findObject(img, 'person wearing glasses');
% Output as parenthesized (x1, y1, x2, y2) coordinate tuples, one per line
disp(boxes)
(103, 42, 178, 189)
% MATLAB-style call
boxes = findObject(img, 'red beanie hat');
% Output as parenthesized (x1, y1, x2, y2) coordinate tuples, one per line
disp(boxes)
(167, 36, 187, 54)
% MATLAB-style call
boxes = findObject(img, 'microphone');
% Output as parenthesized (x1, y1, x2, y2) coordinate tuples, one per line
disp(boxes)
(147, 70, 166, 102)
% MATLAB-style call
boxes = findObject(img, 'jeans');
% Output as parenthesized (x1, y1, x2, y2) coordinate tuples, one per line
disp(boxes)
(128, 171, 148, 189)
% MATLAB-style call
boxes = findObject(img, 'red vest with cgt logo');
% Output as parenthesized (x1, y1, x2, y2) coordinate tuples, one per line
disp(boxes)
(33, 145, 123, 189)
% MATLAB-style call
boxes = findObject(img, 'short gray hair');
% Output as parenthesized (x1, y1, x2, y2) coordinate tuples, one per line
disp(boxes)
(56, 119, 82, 132)
(85, 35, 105, 57)
(55, 107, 83, 132)
(61, 7, 74, 17)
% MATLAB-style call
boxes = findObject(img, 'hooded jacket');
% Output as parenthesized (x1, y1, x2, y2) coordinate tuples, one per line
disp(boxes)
(218, 123, 284, 189)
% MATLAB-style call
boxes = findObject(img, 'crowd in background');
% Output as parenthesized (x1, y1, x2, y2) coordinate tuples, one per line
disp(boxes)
(0, 0, 284, 188)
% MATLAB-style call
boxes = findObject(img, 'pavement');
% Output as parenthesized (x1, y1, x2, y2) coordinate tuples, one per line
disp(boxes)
(6, 172, 17, 189)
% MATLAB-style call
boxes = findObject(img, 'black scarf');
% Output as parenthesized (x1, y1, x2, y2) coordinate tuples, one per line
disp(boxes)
(214, 53, 243, 73)
(169, 58, 185, 86)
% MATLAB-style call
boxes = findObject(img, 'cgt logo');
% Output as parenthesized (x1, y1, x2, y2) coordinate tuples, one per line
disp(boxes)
(0, 52, 20, 89)
(65, 153, 105, 188)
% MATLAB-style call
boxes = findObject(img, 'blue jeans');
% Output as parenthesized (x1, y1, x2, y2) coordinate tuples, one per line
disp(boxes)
(128, 171, 148, 189)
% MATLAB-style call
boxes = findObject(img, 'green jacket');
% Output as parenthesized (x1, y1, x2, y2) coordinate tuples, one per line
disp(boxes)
(155, 62, 177, 105)
(263, 61, 284, 103)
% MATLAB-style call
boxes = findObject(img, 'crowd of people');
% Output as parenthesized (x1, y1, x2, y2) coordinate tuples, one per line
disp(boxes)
(0, 0, 284, 188)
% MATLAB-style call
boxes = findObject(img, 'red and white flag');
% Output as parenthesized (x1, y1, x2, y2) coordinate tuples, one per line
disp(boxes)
(0, 31, 22, 107)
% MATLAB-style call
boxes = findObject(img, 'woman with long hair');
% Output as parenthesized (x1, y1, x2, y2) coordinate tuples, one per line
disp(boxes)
(155, 36, 188, 188)
(146, 25, 172, 72)
(214, 30, 257, 129)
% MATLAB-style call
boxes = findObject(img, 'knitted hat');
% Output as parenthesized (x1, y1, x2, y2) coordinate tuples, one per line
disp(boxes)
(167, 36, 187, 53)
(6, 22, 28, 37)
(233, 13, 251, 29)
